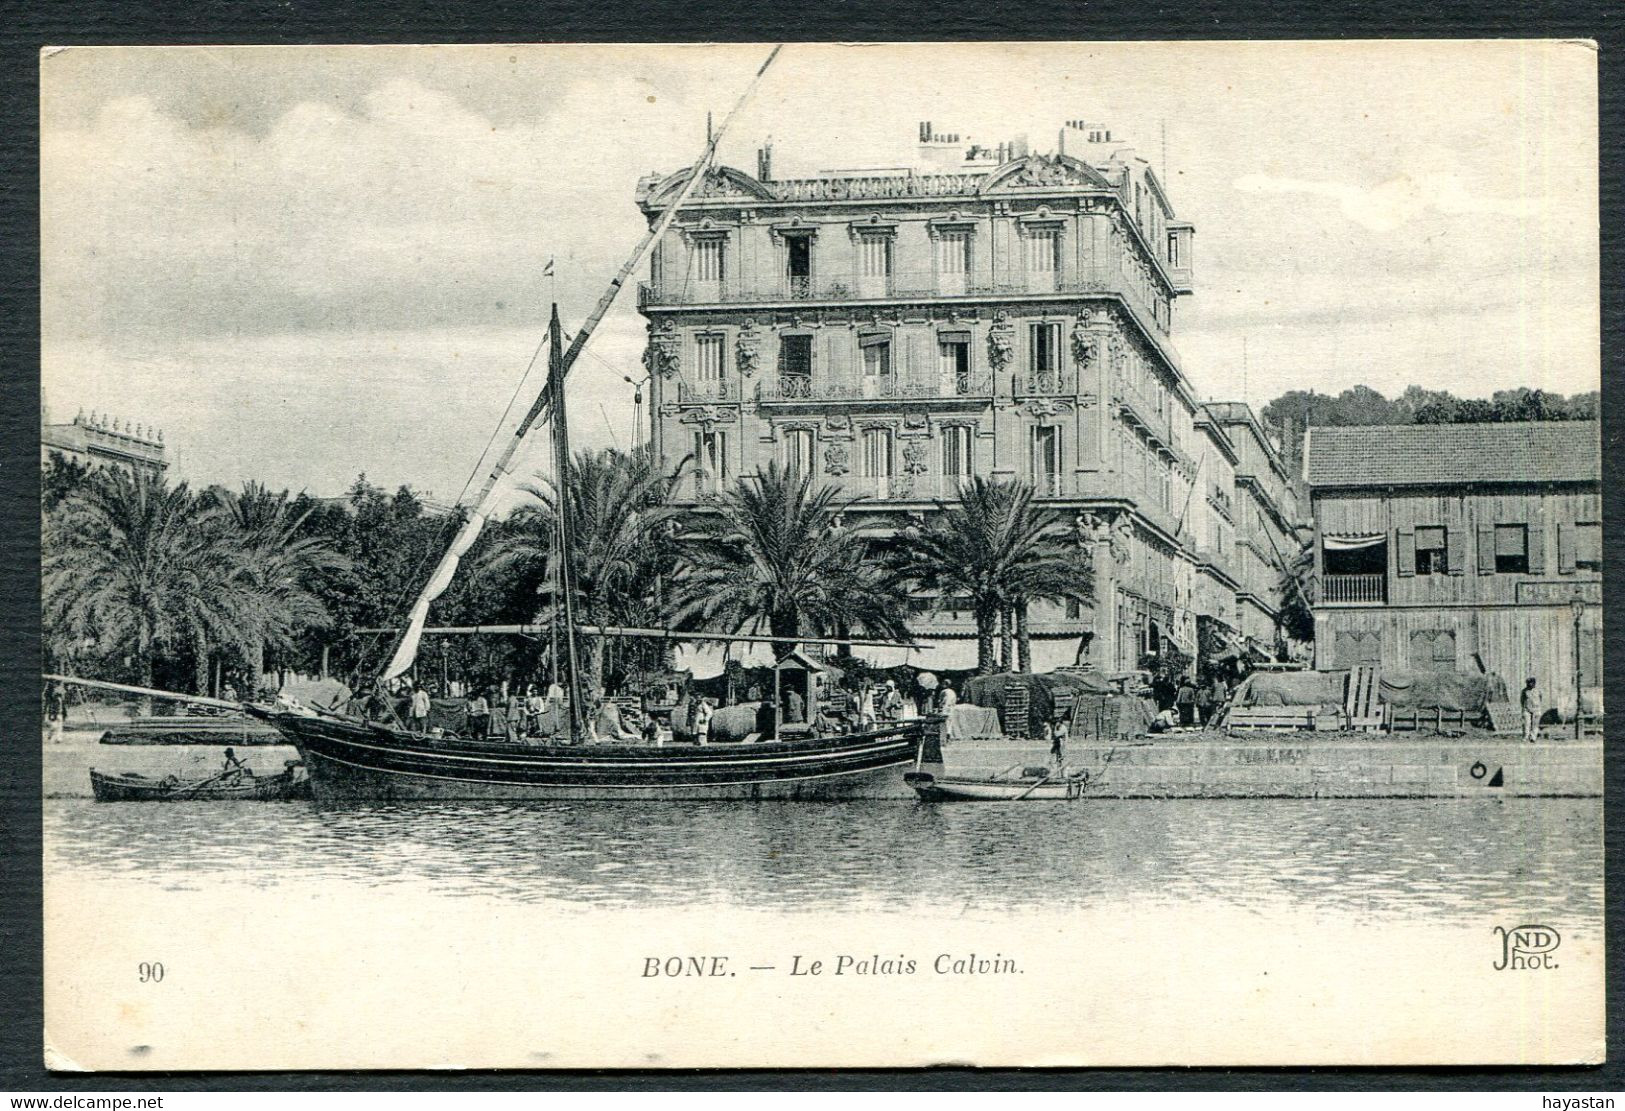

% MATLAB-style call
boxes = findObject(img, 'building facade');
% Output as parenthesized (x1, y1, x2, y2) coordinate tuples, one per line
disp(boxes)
(1203, 401, 1309, 654)
(1305, 421, 1601, 718)
(41, 409, 169, 477)
(635, 122, 1211, 673)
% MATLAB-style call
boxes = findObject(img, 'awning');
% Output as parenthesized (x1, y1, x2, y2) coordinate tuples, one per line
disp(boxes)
(1028, 637, 1086, 674)
(1323, 533, 1385, 551)
(848, 644, 915, 669)
(1155, 621, 1191, 656)
(906, 639, 981, 672)
(672, 643, 776, 679)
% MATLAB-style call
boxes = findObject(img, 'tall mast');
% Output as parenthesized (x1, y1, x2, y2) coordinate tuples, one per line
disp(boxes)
(548, 305, 587, 742)
(373, 45, 782, 687)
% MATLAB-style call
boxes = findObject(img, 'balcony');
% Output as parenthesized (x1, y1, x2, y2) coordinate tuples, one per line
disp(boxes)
(637, 263, 1174, 338)
(756, 373, 995, 404)
(1322, 574, 1386, 605)
(676, 379, 738, 402)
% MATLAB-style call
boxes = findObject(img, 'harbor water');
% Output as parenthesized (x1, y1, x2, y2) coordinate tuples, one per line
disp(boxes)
(45, 794, 1601, 923)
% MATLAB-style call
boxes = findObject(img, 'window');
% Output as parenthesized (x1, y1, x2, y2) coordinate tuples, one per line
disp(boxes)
(1575, 522, 1602, 571)
(936, 230, 971, 292)
(1030, 425, 1061, 496)
(941, 425, 973, 480)
(778, 334, 813, 377)
(693, 238, 725, 284)
(694, 335, 724, 383)
(939, 335, 971, 392)
(862, 427, 893, 496)
(786, 235, 811, 278)
(1414, 525, 1447, 576)
(1030, 322, 1060, 376)
(857, 233, 892, 286)
(1494, 524, 1529, 574)
(1167, 231, 1181, 267)
(1024, 227, 1060, 278)
(692, 429, 728, 492)
(860, 335, 892, 377)
(782, 428, 814, 477)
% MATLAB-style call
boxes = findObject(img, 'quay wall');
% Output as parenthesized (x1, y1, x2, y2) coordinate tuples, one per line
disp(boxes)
(46, 732, 1603, 800)
(937, 736, 1603, 798)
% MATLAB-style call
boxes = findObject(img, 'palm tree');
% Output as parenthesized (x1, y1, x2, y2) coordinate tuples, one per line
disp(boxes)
(478, 446, 681, 696)
(211, 482, 351, 689)
(671, 462, 912, 655)
(44, 468, 242, 695)
(896, 477, 1093, 674)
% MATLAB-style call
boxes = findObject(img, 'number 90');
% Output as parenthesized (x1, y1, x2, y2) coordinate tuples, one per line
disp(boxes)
(138, 962, 164, 983)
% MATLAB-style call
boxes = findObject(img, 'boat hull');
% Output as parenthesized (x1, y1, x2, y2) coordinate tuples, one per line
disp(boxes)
(89, 766, 310, 802)
(256, 711, 921, 801)
(905, 770, 1088, 802)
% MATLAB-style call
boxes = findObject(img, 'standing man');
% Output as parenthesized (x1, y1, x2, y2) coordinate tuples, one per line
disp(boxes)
(937, 679, 958, 714)
(409, 683, 432, 733)
(693, 697, 714, 746)
(1521, 678, 1543, 743)
(466, 688, 491, 740)
(880, 679, 905, 722)
(1195, 678, 1215, 727)
(1175, 677, 1198, 728)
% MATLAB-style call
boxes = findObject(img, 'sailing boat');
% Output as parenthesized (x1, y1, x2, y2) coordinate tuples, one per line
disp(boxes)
(247, 48, 926, 801)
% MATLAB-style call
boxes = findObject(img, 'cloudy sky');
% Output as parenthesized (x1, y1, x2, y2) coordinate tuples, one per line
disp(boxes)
(42, 41, 1598, 500)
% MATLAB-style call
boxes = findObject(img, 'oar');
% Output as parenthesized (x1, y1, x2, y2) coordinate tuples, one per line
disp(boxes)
(1010, 769, 1056, 802)
(174, 768, 239, 798)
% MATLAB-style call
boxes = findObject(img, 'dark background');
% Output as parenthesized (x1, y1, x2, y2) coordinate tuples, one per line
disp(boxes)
(2, 0, 1620, 1092)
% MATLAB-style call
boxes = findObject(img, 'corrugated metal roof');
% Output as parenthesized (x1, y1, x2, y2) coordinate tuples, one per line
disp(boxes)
(1304, 421, 1599, 488)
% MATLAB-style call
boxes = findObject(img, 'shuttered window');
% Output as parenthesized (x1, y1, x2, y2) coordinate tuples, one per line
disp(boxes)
(1413, 526, 1447, 576)
(941, 425, 973, 478)
(694, 335, 724, 383)
(857, 234, 892, 279)
(1494, 524, 1529, 574)
(862, 428, 893, 478)
(859, 335, 892, 377)
(1024, 227, 1060, 274)
(1575, 522, 1602, 570)
(936, 230, 971, 275)
(694, 239, 725, 283)
(782, 428, 814, 477)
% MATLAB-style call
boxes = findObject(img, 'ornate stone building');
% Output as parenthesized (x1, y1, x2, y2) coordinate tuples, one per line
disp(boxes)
(634, 122, 1211, 673)
(41, 409, 169, 477)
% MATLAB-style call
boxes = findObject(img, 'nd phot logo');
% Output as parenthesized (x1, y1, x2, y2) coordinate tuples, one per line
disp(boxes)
(1493, 924, 1560, 971)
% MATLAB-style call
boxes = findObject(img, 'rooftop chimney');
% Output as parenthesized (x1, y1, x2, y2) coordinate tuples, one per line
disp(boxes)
(757, 140, 774, 182)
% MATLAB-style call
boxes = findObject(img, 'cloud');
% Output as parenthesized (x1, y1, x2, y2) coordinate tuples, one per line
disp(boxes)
(1232, 171, 1546, 233)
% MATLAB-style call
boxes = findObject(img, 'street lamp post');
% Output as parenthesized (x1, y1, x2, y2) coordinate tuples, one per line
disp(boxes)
(1570, 594, 1587, 740)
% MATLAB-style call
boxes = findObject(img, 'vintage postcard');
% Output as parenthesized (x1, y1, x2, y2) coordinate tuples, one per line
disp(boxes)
(40, 41, 1601, 1070)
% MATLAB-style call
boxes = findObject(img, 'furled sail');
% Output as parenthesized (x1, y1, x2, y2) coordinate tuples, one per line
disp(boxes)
(377, 45, 783, 684)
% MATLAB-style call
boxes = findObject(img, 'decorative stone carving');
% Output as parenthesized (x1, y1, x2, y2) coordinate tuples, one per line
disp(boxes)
(1024, 398, 1073, 419)
(1111, 516, 1134, 565)
(824, 414, 854, 439)
(900, 412, 931, 438)
(735, 319, 761, 378)
(1071, 319, 1097, 369)
(987, 310, 1015, 374)
(645, 321, 681, 379)
(679, 405, 737, 426)
(823, 442, 850, 476)
(1008, 156, 1079, 188)
(902, 440, 928, 477)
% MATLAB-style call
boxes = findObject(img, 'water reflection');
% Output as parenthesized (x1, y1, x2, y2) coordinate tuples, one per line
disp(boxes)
(45, 798, 1601, 925)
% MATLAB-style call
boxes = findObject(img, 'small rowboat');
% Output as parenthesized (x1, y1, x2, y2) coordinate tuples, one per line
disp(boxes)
(89, 763, 310, 802)
(904, 768, 1091, 802)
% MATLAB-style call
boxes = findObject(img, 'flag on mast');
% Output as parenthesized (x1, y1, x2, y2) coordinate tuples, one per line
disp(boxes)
(542, 258, 555, 277)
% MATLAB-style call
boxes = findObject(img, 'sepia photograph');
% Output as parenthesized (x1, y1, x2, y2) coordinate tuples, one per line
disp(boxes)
(37, 40, 1602, 1070)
